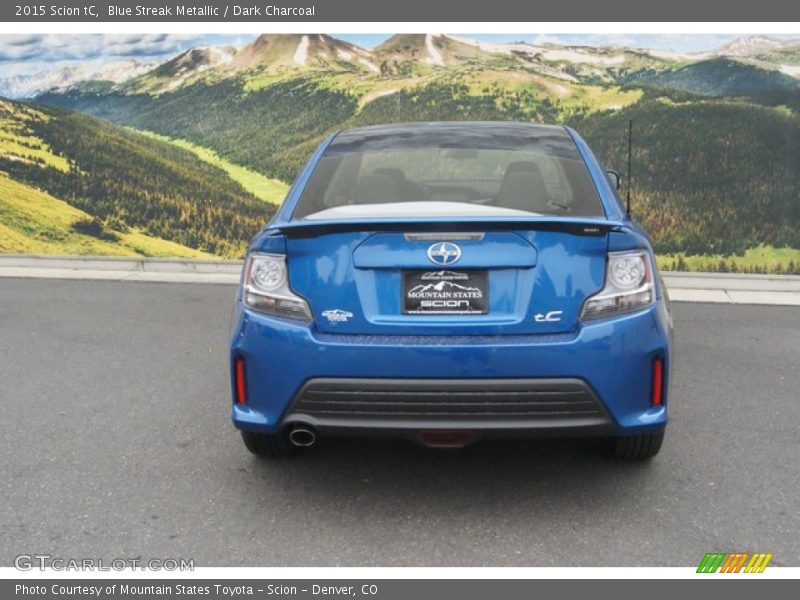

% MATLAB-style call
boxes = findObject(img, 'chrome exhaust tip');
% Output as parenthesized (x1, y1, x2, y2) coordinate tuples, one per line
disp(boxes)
(288, 426, 317, 448)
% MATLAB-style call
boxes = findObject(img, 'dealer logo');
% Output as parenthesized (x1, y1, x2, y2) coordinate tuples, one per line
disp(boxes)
(420, 270, 469, 281)
(321, 309, 353, 323)
(407, 280, 483, 300)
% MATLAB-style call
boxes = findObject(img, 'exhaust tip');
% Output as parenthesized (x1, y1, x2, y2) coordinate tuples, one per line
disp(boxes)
(288, 426, 317, 448)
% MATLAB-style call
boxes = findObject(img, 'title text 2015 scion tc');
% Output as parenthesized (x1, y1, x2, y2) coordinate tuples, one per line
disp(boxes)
(229, 122, 672, 460)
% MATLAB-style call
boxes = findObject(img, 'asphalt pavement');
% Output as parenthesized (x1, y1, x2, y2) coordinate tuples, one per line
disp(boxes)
(1, 279, 798, 567)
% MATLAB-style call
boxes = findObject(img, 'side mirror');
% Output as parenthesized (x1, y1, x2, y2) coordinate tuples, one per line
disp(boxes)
(605, 170, 622, 191)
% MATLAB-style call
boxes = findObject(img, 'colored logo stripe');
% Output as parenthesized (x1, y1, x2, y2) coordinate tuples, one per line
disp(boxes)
(697, 552, 772, 573)
(697, 553, 726, 573)
(745, 553, 773, 573)
(720, 553, 749, 573)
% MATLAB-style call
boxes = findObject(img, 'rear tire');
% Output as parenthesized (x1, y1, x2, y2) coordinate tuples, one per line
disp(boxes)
(241, 430, 295, 458)
(612, 431, 664, 460)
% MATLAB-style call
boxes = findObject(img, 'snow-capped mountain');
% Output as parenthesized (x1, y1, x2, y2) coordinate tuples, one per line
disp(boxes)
(373, 34, 490, 69)
(10, 33, 800, 101)
(158, 46, 235, 78)
(230, 34, 378, 72)
(713, 36, 788, 57)
(452, 35, 632, 65)
(121, 46, 236, 92)
(0, 59, 153, 99)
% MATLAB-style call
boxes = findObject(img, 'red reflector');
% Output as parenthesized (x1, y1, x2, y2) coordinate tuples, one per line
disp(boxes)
(235, 357, 247, 405)
(417, 429, 474, 448)
(652, 358, 664, 406)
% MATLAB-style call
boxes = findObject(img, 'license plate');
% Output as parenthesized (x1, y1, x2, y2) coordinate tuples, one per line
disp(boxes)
(402, 270, 488, 315)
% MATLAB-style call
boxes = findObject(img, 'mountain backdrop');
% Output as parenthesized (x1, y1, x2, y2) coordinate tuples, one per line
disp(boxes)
(3, 33, 800, 271)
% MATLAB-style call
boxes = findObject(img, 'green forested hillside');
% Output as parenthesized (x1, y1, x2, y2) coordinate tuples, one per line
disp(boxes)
(134, 129, 289, 204)
(25, 34, 800, 269)
(574, 98, 800, 254)
(622, 58, 800, 96)
(0, 98, 275, 257)
(39, 72, 800, 262)
(38, 74, 619, 183)
(40, 78, 358, 182)
(0, 173, 213, 258)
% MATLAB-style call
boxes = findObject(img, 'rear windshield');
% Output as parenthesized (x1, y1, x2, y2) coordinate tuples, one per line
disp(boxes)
(292, 124, 604, 220)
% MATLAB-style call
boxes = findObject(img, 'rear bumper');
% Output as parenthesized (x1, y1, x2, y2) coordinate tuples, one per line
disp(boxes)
(285, 377, 613, 435)
(230, 301, 671, 438)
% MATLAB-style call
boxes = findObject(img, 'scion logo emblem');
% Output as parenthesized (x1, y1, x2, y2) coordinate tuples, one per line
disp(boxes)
(427, 242, 462, 266)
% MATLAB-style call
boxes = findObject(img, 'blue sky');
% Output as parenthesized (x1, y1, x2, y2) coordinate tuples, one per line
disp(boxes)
(2, 33, 800, 78)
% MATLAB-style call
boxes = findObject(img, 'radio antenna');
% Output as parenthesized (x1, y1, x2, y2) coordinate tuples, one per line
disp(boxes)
(626, 119, 633, 219)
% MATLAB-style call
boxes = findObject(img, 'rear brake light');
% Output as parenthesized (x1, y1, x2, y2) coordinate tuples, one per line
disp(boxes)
(234, 357, 247, 405)
(417, 429, 475, 448)
(651, 357, 664, 407)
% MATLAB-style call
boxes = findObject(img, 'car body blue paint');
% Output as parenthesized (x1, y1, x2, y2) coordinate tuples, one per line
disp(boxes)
(230, 301, 669, 434)
(232, 123, 671, 441)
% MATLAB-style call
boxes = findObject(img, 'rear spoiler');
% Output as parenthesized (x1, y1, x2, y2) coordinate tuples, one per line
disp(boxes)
(273, 217, 624, 239)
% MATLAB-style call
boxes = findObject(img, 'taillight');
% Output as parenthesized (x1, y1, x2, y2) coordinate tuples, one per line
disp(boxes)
(580, 250, 655, 320)
(651, 357, 664, 407)
(242, 253, 312, 321)
(234, 357, 247, 405)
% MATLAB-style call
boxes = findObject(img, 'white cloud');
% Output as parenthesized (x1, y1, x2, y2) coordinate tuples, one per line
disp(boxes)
(4, 33, 800, 83)
(528, 33, 800, 53)
(0, 34, 243, 77)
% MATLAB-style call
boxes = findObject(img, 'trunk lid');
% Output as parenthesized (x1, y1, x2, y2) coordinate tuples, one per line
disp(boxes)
(279, 219, 612, 335)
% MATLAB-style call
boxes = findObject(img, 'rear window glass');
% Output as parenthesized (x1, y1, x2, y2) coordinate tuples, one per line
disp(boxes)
(292, 124, 604, 220)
